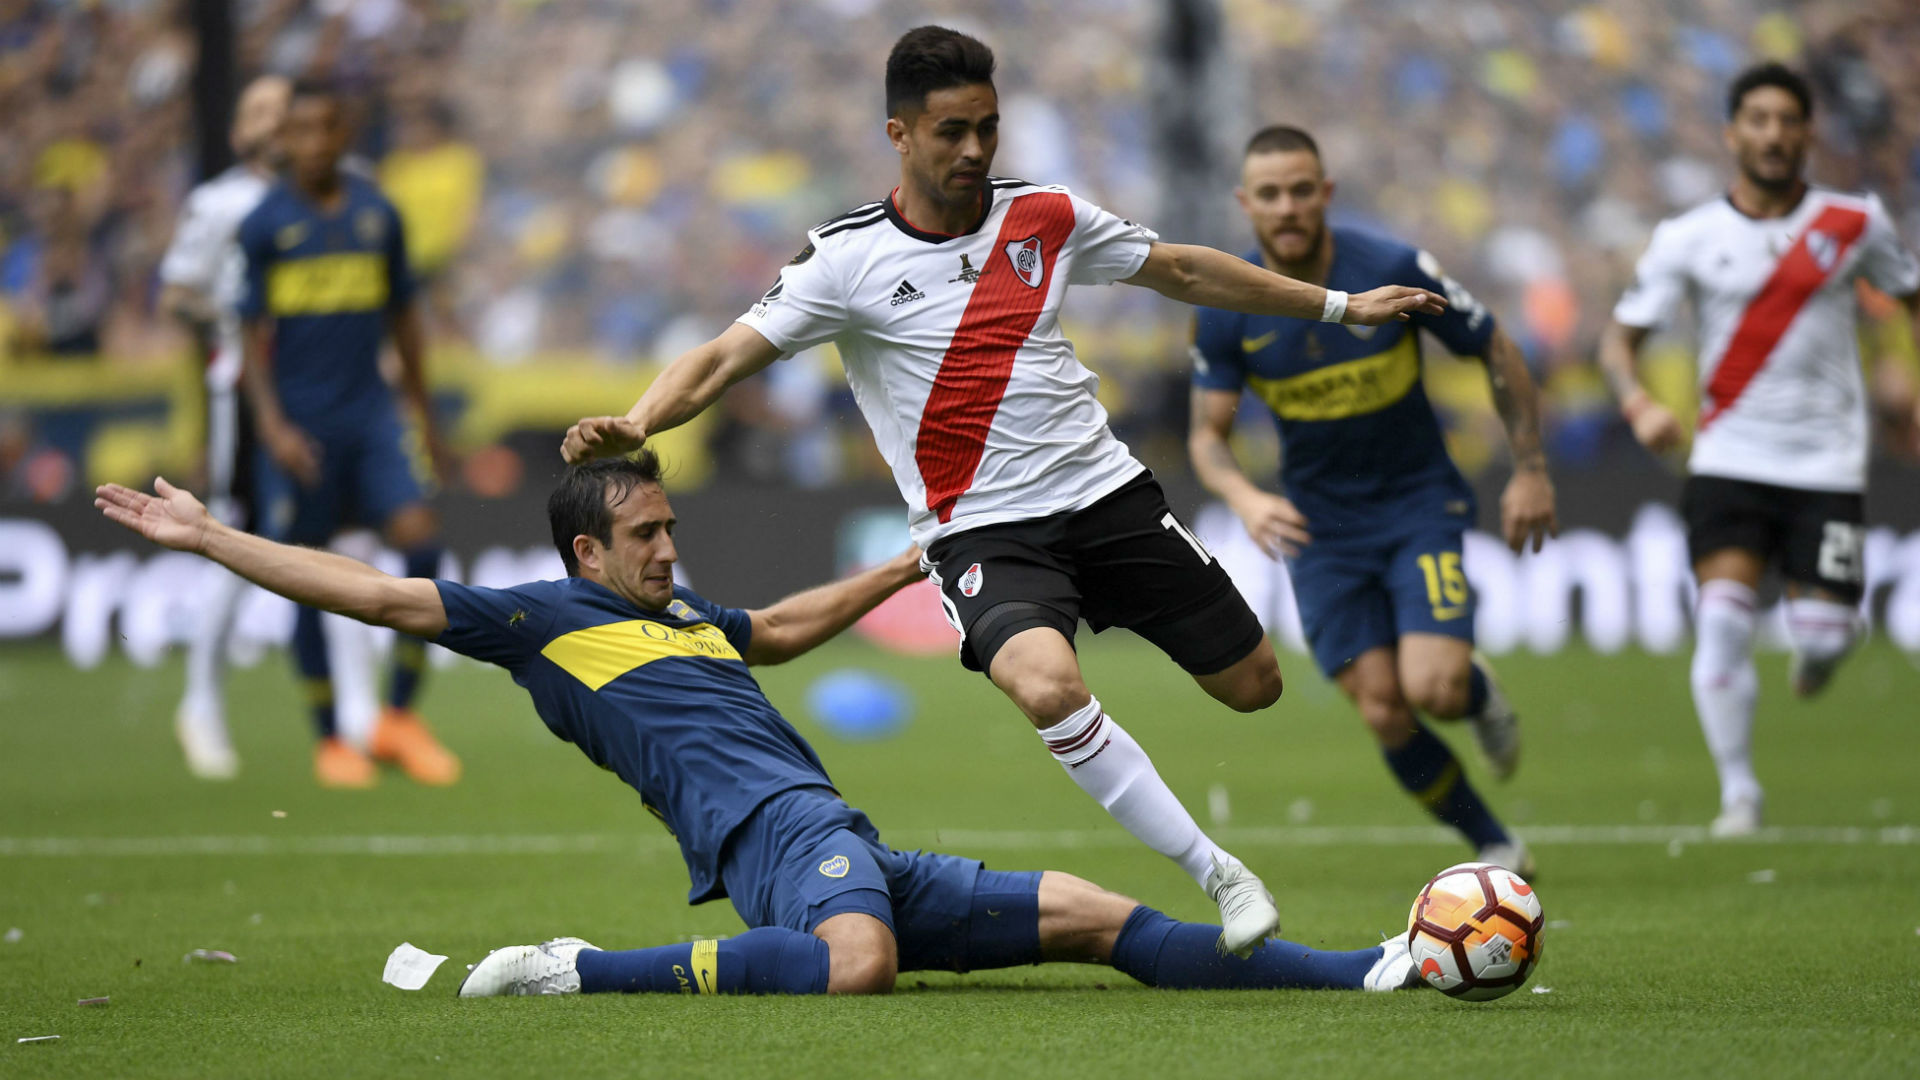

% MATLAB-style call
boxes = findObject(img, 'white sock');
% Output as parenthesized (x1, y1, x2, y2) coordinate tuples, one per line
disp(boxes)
(181, 565, 242, 720)
(1690, 580, 1761, 810)
(1037, 697, 1228, 886)
(1783, 597, 1858, 664)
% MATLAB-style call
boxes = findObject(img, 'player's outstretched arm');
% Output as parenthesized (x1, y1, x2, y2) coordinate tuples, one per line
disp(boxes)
(1597, 319, 1683, 453)
(1481, 328, 1558, 553)
(742, 548, 924, 666)
(1125, 243, 1445, 326)
(1187, 387, 1310, 558)
(94, 479, 448, 639)
(562, 323, 785, 464)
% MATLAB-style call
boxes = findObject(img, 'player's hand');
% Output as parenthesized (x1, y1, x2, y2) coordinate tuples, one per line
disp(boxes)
(1500, 467, 1558, 554)
(1622, 389, 1683, 453)
(262, 419, 322, 487)
(1232, 491, 1311, 559)
(95, 477, 214, 553)
(1345, 286, 1447, 325)
(562, 416, 646, 464)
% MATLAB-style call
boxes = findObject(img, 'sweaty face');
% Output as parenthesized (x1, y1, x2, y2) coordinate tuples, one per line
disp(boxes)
(284, 97, 348, 188)
(582, 483, 678, 611)
(1237, 149, 1330, 266)
(893, 83, 999, 210)
(1726, 85, 1808, 193)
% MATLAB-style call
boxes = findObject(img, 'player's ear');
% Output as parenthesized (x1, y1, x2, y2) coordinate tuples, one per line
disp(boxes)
(1233, 185, 1250, 213)
(886, 115, 910, 155)
(572, 534, 602, 576)
(1322, 177, 1336, 203)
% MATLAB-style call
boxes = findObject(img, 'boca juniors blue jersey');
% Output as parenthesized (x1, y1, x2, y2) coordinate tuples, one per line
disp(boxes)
(237, 174, 413, 431)
(1189, 227, 1496, 541)
(433, 577, 836, 905)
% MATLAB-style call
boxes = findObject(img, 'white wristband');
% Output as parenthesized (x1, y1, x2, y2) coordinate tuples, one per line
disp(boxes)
(1320, 289, 1349, 323)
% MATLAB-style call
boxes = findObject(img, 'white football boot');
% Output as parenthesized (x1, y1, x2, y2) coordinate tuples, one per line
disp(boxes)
(458, 936, 597, 997)
(1709, 794, 1764, 839)
(1363, 935, 1420, 991)
(1466, 652, 1520, 781)
(1206, 856, 1280, 958)
(1476, 837, 1537, 880)
(174, 700, 239, 781)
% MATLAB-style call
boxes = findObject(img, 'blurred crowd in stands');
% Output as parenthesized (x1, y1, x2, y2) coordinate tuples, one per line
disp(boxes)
(2, 0, 1918, 493)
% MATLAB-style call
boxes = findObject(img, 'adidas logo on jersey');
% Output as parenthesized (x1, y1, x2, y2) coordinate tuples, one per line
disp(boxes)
(889, 279, 927, 306)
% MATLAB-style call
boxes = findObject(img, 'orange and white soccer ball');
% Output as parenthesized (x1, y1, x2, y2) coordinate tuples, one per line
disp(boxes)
(1406, 861, 1544, 1001)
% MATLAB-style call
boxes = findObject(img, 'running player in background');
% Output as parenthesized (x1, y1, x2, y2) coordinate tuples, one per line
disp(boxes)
(1187, 126, 1555, 875)
(237, 81, 459, 789)
(156, 74, 290, 779)
(1599, 63, 1920, 837)
(563, 26, 1445, 956)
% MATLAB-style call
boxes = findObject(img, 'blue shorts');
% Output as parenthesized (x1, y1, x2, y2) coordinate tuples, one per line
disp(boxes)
(1288, 519, 1475, 679)
(718, 787, 1040, 974)
(256, 401, 430, 545)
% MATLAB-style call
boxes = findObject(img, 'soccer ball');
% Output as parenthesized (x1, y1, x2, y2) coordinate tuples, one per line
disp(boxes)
(1406, 861, 1544, 1001)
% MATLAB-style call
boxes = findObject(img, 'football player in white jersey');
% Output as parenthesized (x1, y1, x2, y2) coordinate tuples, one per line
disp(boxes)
(156, 75, 292, 779)
(1599, 63, 1920, 837)
(564, 26, 1443, 955)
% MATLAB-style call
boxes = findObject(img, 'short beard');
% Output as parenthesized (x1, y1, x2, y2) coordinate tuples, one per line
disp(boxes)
(1741, 158, 1802, 195)
(1262, 225, 1325, 272)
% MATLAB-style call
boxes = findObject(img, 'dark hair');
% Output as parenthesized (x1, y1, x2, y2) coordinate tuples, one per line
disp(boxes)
(289, 79, 340, 106)
(1244, 125, 1320, 159)
(547, 451, 664, 577)
(1727, 62, 1812, 120)
(886, 26, 996, 118)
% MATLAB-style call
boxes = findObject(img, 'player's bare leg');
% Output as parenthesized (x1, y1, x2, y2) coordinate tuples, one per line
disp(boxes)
(1692, 548, 1766, 837)
(368, 502, 460, 785)
(1399, 633, 1518, 779)
(1340, 647, 1529, 874)
(1190, 639, 1284, 713)
(812, 912, 897, 995)
(1781, 581, 1862, 699)
(988, 626, 1278, 956)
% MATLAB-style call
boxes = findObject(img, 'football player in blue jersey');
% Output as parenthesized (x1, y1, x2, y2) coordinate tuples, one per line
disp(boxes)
(92, 454, 1421, 996)
(1187, 127, 1557, 874)
(237, 81, 459, 788)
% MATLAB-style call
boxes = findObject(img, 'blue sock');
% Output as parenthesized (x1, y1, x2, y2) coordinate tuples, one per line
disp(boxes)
(574, 927, 831, 995)
(292, 606, 335, 739)
(386, 548, 441, 709)
(1465, 662, 1490, 716)
(1109, 906, 1379, 989)
(1383, 723, 1509, 848)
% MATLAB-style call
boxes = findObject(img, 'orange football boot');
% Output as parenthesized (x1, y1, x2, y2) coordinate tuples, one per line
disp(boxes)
(314, 737, 377, 789)
(369, 707, 462, 786)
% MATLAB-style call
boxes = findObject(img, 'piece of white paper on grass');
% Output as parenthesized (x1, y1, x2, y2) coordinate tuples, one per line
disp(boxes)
(383, 943, 449, 991)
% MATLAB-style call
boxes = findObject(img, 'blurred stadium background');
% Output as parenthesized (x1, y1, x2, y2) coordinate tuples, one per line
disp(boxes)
(4, 0, 1920, 676)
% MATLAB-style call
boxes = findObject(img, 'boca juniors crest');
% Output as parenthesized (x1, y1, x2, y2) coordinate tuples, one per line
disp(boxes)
(1004, 235, 1045, 288)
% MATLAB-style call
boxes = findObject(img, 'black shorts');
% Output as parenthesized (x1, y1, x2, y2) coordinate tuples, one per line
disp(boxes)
(1681, 475, 1866, 602)
(923, 472, 1266, 676)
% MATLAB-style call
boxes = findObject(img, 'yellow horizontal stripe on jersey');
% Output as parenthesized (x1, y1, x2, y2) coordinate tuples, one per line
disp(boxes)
(539, 619, 741, 691)
(1246, 335, 1419, 421)
(266, 252, 389, 316)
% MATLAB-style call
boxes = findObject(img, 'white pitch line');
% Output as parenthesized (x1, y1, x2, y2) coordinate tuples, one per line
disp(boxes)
(0, 824, 1915, 858)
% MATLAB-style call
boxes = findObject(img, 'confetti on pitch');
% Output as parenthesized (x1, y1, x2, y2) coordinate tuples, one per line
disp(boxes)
(1531, 986, 1554, 995)
(1547, 920, 1572, 930)
(183, 949, 238, 964)
(77, 997, 108, 1007)
(271, 810, 287, 819)
(1747, 869, 1776, 884)
(3, 927, 21, 944)
(382, 943, 450, 991)
(17, 1036, 60, 1044)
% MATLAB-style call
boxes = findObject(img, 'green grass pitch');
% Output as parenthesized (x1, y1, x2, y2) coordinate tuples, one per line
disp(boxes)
(2, 637, 1917, 1078)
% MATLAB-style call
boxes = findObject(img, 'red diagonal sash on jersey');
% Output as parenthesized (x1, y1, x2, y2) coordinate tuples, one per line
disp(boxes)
(915, 192, 1076, 523)
(1699, 204, 1868, 429)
